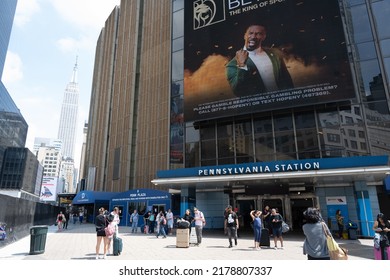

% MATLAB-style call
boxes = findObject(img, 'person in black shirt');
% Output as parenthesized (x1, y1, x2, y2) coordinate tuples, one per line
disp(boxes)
(224, 206, 239, 248)
(373, 213, 390, 260)
(63, 211, 70, 229)
(182, 209, 194, 236)
(95, 207, 108, 259)
(182, 209, 194, 224)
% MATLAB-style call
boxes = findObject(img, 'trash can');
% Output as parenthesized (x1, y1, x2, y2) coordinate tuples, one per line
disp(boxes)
(347, 221, 358, 240)
(29, 225, 48, 255)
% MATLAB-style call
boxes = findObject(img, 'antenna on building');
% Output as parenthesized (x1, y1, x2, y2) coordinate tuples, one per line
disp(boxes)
(70, 55, 78, 83)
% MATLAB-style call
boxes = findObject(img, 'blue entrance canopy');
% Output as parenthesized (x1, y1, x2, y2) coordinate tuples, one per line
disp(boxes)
(72, 190, 117, 205)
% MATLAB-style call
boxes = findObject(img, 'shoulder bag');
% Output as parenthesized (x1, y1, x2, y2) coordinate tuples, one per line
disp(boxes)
(322, 222, 348, 260)
(282, 221, 290, 233)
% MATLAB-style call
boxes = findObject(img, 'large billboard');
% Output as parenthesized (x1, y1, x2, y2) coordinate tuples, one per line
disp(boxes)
(184, 0, 355, 122)
(39, 176, 58, 202)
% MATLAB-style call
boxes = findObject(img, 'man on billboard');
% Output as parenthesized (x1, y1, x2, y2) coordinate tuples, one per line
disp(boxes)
(226, 24, 294, 97)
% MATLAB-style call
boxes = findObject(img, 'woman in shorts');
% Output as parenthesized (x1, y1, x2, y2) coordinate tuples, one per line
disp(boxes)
(95, 207, 109, 259)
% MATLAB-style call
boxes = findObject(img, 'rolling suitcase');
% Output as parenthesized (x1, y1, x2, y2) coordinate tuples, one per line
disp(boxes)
(113, 236, 123, 256)
(374, 247, 390, 260)
(260, 228, 270, 247)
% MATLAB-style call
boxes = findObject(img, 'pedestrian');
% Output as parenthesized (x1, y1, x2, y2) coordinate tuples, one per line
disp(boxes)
(166, 209, 174, 235)
(111, 207, 120, 235)
(79, 210, 84, 224)
(270, 208, 284, 249)
(63, 210, 70, 229)
(107, 207, 120, 254)
(224, 206, 239, 248)
(149, 211, 155, 233)
(302, 207, 330, 260)
(72, 213, 78, 224)
(250, 210, 262, 250)
(373, 213, 390, 260)
(143, 211, 150, 234)
(156, 211, 163, 234)
(130, 209, 139, 233)
(262, 205, 272, 235)
(156, 213, 167, 238)
(193, 207, 205, 246)
(56, 211, 65, 231)
(95, 207, 109, 259)
(183, 209, 194, 230)
(335, 209, 344, 239)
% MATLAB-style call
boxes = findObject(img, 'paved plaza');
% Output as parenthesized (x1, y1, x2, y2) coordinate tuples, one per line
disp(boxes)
(0, 222, 376, 260)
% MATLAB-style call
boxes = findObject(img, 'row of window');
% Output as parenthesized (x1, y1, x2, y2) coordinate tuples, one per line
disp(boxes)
(183, 107, 372, 167)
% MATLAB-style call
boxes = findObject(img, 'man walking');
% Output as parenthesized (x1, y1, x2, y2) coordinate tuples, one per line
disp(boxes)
(224, 206, 239, 248)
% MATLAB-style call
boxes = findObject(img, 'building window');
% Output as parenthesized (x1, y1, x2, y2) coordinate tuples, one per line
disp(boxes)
(327, 133, 340, 143)
(113, 147, 121, 180)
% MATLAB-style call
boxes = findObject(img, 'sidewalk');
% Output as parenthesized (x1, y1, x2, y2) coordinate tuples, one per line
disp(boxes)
(0, 222, 376, 260)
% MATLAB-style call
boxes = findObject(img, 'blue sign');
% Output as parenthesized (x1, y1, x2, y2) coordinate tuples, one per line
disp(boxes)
(156, 156, 388, 178)
(111, 189, 171, 202)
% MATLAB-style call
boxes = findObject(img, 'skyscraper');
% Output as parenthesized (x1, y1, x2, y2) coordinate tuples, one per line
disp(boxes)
(57, 58, 79, 160)
(0, 0, 28, 169)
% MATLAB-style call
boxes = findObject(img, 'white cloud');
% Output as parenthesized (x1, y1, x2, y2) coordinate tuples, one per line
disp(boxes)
(49, 0, 120, 31)
(13, 0, 40, 27)
(3, 51, 23, 84)
(50, 0, 120, 54)
(56, 35, 96, 53)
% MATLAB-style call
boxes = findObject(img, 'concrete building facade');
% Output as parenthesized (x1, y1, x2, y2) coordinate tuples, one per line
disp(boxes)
(82, 0, 390, 236)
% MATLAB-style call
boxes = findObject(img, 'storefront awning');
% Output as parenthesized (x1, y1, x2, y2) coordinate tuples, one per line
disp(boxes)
(72, 191, 118, 205)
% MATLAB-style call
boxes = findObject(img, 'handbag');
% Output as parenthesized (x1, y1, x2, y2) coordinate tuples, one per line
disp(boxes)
(322, 222, 348, 260)
(380, 233, 389, 248)
(282, 221, 290, 233)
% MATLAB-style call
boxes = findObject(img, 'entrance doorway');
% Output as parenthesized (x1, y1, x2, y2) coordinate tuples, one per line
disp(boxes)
(236, 199, 256, 232)
(262, 199, 284, 217)
(290, 198, 315, 232)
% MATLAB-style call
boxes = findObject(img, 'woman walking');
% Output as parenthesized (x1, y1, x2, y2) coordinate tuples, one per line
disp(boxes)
(56, 211, 65, 231)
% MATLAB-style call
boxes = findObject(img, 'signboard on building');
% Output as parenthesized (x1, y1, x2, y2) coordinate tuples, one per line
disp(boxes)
(39, 176, 57, 202)
(183, 0, 355, 122)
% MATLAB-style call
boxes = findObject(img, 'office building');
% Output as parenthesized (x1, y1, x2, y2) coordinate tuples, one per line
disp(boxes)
(82, 0, 390, 236)
(0, 147, 42, 202)
(0, 0, 27, 170)
(57, 59, 79, 160)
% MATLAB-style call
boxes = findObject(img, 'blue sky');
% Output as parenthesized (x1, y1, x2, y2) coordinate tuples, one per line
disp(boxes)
(3, 0, 120, 168)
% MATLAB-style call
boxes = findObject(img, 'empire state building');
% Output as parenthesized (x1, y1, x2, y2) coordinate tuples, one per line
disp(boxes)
(57, 59, 79, 160)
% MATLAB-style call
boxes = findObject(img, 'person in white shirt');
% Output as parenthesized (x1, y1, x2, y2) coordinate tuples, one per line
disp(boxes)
(226, 24, 294, 97)
(107, 207, 120, 254)
(166, 209, 174, 235)
(193, 207, 205, 246)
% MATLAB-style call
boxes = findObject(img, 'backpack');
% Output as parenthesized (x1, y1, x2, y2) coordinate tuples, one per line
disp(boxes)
(107, 214, 115, 222)
(201, 211, 206, 226)
(105, 222, 115, 237)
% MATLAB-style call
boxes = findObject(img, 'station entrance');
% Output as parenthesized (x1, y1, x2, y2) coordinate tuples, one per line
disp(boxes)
(235, 193, 316, 232)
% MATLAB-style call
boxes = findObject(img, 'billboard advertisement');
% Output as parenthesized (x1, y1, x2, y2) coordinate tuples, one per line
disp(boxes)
(40, 176, 58, 202)
(184, 0, 355, 122)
